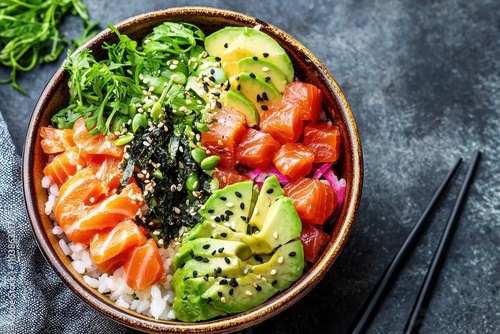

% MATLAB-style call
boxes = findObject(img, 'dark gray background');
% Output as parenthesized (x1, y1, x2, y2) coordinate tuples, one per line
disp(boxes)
(1, 1, 499, 333)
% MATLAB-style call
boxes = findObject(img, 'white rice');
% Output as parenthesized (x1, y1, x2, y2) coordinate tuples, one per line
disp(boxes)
(43, 175, 178, 320)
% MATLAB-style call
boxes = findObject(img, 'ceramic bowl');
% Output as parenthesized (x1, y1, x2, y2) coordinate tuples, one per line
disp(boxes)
(22, 6, 363, 333)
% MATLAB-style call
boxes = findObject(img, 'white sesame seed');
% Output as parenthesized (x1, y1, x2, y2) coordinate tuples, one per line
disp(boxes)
(278, 256, 284, 264)
(89, 197, 95, 203)
(270, 269, 277, 276)
(173, 207, 181, 214)
(245, 291, 252, 296)
(221, 296, 226, 303)
(226, 202, 234, 208)
(262, 66, 270, 72)
(273, 231, 279, 239)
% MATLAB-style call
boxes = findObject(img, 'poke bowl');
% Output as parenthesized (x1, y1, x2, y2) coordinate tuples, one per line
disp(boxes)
(22, 6, 363, 333)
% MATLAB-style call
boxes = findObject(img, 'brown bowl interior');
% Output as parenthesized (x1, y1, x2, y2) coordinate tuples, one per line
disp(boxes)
(22, 6, 363, 333)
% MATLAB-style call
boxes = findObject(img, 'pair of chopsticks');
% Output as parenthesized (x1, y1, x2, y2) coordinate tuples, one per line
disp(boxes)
(349, 150, 481, 334)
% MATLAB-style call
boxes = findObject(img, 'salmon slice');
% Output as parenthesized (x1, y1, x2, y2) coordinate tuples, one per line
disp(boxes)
(284, 177, 337, 225)
(282, 81, 323, 122)
(67, 182, 144, 237)
(90, 219, 147, 265)
(40, 127, 75, 154)
(235, 128, 281, 170)
(72, 118, 123, 158)
(259, 102, 303, 144)
(273, 143, 315, 181)
(303, 122, 341, 163)
(95, 251, 129, 273)
(124, 239, 166, 290)
(201, 107, 247, 168)
(53, 168, 109, 244)
(43, 146, 87, 187)
(87, 155, 123, 189)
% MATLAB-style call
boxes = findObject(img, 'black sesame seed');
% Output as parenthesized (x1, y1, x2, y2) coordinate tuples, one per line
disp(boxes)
(190, 250, 195, 258)
(218, 247, 224, 253)
(215, 56, 221, 61)
(229, 278, 239, 287)
(256, 94, 261, 102)
(261, 105, 268, 111)
(262, 92, 269, 101)
(252, 56, 258, 60)
(213, 92, 221, 97)
(219, 279, 228, 285)
(211, 250, 217, 256)
(193, 270, 198, 278)
(254, 255, 263, 263)
(249, 73, 256, 79)
(209, 76, 216, 82)
(220, 214, 226, 221)
(229, 288, 234, 296)
(216, 101, 222, 108)
(240, 202, 245, 210)
(214, 216, 221, 223)
(237, 84, 241, 91)
(220, 233, 227, 238)
(224, 43, 228, 48)
(235, 191, 242, 198)
(203, 274, 209, 281)
(255, 285, 262, 292)
(203, 84, 209, 92)
(180, 262, 185, 268)
(210, 68, 215, 75)
(289, 251, 297, 257)
(263, 52, 269, 58)
(225, 210, 234, 216)
(203, 244, 211, 249)
(272, 280, 278, 286)
(202, 258, 209, 263)
(224, 257, 230, 264)
(208, 209, 215, 213)
(240, 215, 247, 221)
(183, 277, 189, 281)
(207, 297, 212, 304)
(195, 256, 203, 261)
(217, 267, 222, 274)
(220, 196, 227, 201)
(218, 291, 223, 298)
(265, 76, 271, 82)
(266, 188, 274, 194)
(229, 278, 238, 287)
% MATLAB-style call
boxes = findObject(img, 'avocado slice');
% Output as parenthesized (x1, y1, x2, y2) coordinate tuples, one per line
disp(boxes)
(182, 221, 245, 243)
(243, 196, 302, 254)
(199, 180, 254, 233)
(219, 28, 294, 83)
(249, 240, 304, 291)
(223, 90, 259, 127)
(229, 72, 282, 115)
(173, 238, 252, 270)
(248, 176, 284, 230)
(202, 272, 278, 314)
(235, 57, 288, 92)
(173, 276, 227, 322)
(204, 27, 246, 59)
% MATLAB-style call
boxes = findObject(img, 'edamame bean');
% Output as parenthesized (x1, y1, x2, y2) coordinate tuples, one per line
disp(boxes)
(151, 101, 163, 121)
(191, 148, 206, 164)
(152, 169, 163, 180)
(186, 171, 199, 191)
(132, 113, 148, 133)
(200, 155, 220, 170)
(114, 133, 134, 146)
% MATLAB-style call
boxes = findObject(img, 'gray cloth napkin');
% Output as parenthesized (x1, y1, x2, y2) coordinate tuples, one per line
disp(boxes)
(0, 111, 134, 333)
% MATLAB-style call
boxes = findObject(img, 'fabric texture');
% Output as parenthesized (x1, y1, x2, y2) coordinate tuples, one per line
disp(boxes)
(0, 111, 133, 333)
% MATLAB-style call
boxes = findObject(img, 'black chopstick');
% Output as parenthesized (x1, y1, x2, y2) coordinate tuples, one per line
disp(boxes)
(348, 157, 462, 334)
(403, 150, 481, 334)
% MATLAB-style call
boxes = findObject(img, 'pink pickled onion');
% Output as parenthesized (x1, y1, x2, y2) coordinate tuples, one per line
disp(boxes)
(246, 166, 290, 189)
(313, 162, 333, 179)
(323, 169, 346, 220)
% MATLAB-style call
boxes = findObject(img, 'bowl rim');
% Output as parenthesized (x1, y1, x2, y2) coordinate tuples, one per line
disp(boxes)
(22, 6, 363, 333)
